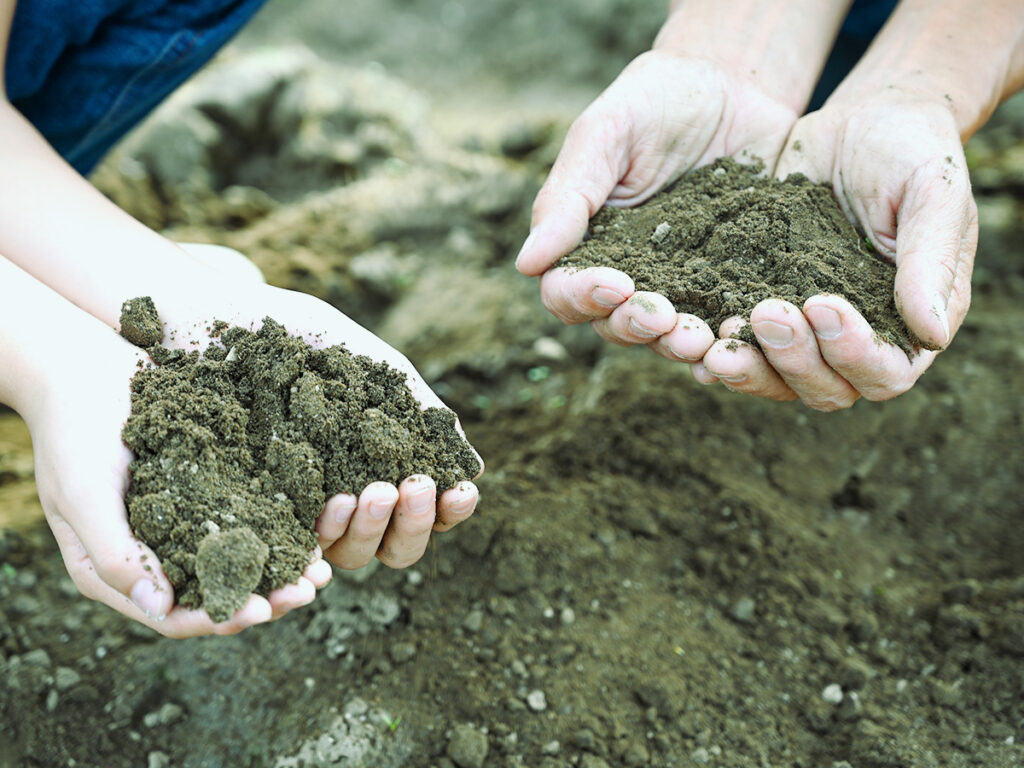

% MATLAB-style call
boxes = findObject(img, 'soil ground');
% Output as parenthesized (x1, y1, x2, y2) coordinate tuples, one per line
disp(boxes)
(2, 1, 1023, 766)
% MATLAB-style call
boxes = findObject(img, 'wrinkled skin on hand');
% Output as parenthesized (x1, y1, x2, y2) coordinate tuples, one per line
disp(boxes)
(517, 52, 977, 411)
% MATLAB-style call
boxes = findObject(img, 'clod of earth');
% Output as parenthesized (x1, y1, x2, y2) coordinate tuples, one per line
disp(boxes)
(559, 157, 921, 353)
(119, 299, 480, 621)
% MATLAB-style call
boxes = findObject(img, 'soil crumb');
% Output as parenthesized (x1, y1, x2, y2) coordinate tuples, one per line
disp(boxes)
(119, 296, 163, 347)
(120, 305, 480, 619)
(560, 158, 920, 353)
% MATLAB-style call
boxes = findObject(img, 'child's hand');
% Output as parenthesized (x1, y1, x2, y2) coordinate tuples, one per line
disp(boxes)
(29, 323, 332, 638)
(161, 278, 484, 574)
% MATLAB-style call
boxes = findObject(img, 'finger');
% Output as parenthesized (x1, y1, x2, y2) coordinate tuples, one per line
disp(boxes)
(539, 266, 634, 324)
(305, 549, 334, 589)
(702, 338, 798, 401)
(325, 482, 399, 570)
(804, 295, 936, 401)
(267, 577, 317, 620)
(649, 312, 716, 363)
(377, 475, 437, 569)
(516, 109, 628, 276)
(691, 361, 720, 385)
(891, 154, 976, 348)
(315, 493, 358, 549)
(48, 508, 277, 637)
(750, 299, 860, 411)
(46, 488, 174, 621)
(434, 481, 479, 532)
(590, 291, 678, 345)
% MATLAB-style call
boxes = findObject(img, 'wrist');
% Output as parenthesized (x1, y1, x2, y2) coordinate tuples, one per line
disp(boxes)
(653, 0, 853, 111)
(827, 0, 1024, 141)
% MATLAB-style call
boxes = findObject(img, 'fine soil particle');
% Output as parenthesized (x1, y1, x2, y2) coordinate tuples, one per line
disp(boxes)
(119, 303, 480, 621)
(118, 296, 163, 348)
(560, 158, 921, 353)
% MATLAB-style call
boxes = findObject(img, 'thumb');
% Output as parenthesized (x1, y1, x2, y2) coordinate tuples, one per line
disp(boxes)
(48, 486, 175, 621)
(515, 107, 629, 276)
(892, 153, 977, 349)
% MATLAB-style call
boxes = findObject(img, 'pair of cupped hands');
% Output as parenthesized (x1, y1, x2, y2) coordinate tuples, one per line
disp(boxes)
(48, 50, 975, 638)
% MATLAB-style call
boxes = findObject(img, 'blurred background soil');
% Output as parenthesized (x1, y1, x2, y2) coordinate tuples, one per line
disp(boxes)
(1, 1, 1022, 766)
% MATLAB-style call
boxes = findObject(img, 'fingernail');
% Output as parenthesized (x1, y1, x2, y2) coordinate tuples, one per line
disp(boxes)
(408, 488, 434, 516)
(806, 306, 843, 340)
(628, 317, 661, 339)
(333, 498, 357, 523)
(669, 348, 701, 362)
(131, 578, 167, 620)
(515, 229, 538, 270)
(449, 482, 477, 514)
(753, 320, 794, 349)
(368, 500, 394, 520)
(591, 286, 627, 308)
(717, 374, 747, 383)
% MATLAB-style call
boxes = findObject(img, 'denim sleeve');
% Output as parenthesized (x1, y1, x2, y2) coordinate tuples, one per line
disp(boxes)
(6, 0, 268, 174)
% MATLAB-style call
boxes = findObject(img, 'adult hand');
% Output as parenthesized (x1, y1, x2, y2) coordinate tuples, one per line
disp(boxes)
(515, 49, 799, 364)
(695, 90, 976, 410)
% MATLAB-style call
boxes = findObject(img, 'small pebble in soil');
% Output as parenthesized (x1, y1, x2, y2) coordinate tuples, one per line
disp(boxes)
(729, 596, 757, 624)
(447, 723, 489, 768)
(526, 689, 548, 712)
(822, 683, 845, 704)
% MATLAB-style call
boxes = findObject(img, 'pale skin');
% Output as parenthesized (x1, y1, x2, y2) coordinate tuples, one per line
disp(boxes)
(517, 0, 1024, 411)
(0, 0, 481, 637)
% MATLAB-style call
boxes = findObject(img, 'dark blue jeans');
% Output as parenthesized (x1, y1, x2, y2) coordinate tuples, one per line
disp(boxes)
(6, 0, 268, 174)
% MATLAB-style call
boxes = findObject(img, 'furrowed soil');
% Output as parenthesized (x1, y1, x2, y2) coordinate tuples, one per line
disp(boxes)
(2, 2, 1023, 767)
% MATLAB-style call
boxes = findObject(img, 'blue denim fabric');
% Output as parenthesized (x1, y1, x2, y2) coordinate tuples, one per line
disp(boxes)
(809, 0, 899, 110)
(6, 0, 268, 174)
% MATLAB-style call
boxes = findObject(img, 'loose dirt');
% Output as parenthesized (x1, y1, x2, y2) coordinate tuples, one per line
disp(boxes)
(1, 3, 1022, 767)
(560, 158, 919, 352)
(121, 308, 479, 620)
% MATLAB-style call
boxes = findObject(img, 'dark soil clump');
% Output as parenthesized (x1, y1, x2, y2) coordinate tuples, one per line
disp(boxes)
(119, 302, 480, 621)
(560, 158, 920, 353)
(118, 296, 163, 348)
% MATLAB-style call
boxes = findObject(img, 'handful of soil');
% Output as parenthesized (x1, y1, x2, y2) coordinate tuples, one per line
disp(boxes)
(119, 299, 480, 621)
(559, 158, 920, 353)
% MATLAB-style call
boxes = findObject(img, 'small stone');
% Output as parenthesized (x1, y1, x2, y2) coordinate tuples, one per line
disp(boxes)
(526, 689, 548, 712)
(533, 337, 568, 361)
(581, 756, 612, 768)
(730, 597, 756, 624)
(447, 724, 489, 768)
(45, 689, 59, 712)
(691, 747, 711, 764)
(541, 740, 560, 755)
(462, 609, 484, 633)
(389, 641, 417, 664)
(560, 607, 576, 626)
(143, 702, 184, 728)
(148, 752, 171, 768)
(574, 728, 598, 751)
(344, 698, 369, 718)
(623, 742, 649, 766)
(822, 684, 844, 704)
(54, 666, 81, 692)
(651, 222, 672, 244)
